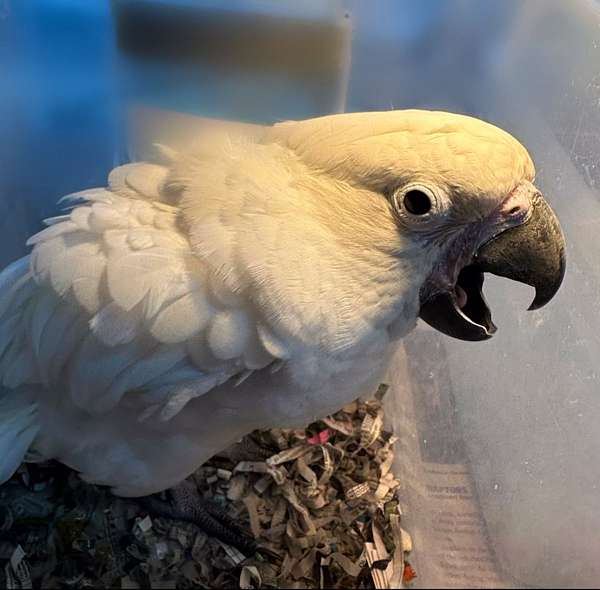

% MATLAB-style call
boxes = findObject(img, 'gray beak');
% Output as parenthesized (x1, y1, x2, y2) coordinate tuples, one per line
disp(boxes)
(419, 193, 566, 341)
(475, 193, 566, 311)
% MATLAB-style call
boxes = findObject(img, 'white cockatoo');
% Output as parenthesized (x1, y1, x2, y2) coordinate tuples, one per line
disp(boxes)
(0, 110, 564, 546)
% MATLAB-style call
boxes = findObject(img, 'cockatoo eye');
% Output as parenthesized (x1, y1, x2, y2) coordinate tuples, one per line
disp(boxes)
(403, 189, 432, 215)
(392, 183, 443, 222)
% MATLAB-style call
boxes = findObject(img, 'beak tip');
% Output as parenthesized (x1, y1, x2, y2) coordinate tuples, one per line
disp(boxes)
(527, 292, 552, 311)
(527, 249, 566, 312)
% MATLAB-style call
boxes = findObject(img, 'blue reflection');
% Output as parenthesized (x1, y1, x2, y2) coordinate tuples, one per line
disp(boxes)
(0, 0, 119, 266)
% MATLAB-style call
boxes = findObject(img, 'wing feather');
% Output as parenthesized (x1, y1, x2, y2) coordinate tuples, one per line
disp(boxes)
(29, 289, 62, 358)
(90, 302, 142, 346)
(149, 291, 213, 344)
(207, 309, 251, 360)
(105, 344, 187, 410)
(26, 221, 79, 246)
(37, 301, 81, 383)
(0, 161, 283, 419)
(144, 361, 205, 390)
(45, 314, 88, 385)
(68, 334, 151, 412)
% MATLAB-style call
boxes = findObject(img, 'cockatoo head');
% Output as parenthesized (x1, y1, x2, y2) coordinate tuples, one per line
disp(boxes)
(265, 110, 566, 341)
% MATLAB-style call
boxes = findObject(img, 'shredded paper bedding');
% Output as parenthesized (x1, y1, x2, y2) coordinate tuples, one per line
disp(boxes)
(0, 384, 414, 589)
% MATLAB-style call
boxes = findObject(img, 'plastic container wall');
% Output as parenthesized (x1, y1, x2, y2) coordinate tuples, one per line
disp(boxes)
(443, 3, 600, 587)
(0, 0, 120, 269)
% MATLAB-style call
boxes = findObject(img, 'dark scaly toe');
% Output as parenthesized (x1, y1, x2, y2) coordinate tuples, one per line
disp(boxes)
(216, 434, 276, 462)
(138, 481, 257, 555)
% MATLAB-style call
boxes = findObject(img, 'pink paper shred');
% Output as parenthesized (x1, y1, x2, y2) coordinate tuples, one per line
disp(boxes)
(307, 429, 332, 445)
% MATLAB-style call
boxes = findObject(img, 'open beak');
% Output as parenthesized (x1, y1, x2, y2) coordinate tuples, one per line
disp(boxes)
(419, 192, 566, 341)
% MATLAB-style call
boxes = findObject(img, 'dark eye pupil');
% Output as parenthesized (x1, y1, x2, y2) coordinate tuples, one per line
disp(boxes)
(403, 189, 432, 215)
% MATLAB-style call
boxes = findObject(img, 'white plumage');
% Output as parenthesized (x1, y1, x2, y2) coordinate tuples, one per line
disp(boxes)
(0, 110, 536, 496)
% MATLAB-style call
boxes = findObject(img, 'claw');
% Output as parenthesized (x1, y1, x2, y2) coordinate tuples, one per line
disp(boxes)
(137, 481, 258, 555)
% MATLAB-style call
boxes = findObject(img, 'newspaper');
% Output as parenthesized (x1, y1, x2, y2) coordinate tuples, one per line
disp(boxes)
(386, 328, 514, 589)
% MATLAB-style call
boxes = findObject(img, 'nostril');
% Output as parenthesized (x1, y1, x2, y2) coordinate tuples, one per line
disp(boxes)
(509, 206, 522, 215)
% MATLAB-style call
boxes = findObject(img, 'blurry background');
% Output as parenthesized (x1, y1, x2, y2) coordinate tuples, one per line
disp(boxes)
(1, 0, 600, 587)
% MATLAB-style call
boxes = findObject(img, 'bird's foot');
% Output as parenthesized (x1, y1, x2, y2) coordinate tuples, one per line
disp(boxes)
(138, 480, 258, 556)
(215, 433, 276, 462)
